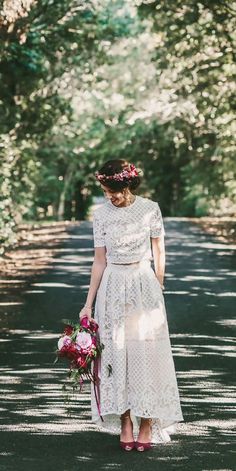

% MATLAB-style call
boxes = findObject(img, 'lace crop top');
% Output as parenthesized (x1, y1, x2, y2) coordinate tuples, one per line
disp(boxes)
(92, 195, 165, 264)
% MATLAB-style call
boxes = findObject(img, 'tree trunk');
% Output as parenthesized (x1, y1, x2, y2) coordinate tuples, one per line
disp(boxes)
(57, 168, 74, 220)
(74, 181, 87, 220)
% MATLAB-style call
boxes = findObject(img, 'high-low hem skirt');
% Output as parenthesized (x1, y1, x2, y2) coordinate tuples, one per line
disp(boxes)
(90, 259, 184, 443)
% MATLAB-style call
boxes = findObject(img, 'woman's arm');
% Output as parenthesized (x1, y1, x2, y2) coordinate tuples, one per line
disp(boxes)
(79, 246, 107, 320)
(151, 234, 165, 289)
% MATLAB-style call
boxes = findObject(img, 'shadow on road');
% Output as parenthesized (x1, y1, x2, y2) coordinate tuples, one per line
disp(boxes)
(0, 220, 235, 470)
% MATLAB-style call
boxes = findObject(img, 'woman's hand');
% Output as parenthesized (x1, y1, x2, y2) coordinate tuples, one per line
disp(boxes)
(79, 305, 93, 321)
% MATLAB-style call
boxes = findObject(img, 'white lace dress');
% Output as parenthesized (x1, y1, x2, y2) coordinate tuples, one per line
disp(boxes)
(90, 195, 184, 443)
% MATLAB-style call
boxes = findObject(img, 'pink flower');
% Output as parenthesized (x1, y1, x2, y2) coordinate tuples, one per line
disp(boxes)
(76, 332, 92, 350)
(58, 335, 72, 351)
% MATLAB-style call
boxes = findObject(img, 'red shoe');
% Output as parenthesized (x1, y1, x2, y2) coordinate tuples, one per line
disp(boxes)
(135, 441, 152, 452)
(120, 441, 136, 451)
(120, 413, 135, 451)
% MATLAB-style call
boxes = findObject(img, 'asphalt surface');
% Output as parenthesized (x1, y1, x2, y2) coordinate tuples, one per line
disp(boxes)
(0, 218, 236, 471)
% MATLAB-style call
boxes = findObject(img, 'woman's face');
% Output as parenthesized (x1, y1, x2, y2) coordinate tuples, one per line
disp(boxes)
(100, 183, 127, 207)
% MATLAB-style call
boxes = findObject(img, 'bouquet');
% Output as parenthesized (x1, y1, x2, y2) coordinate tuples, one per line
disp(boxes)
(55, 315, 108, 420)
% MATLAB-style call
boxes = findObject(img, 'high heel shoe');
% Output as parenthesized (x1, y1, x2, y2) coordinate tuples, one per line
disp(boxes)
(120, 441, 136, 451)
(120, 412, 135, 451)
(135, 441, 152, 452)
(135, 419, 152, 452)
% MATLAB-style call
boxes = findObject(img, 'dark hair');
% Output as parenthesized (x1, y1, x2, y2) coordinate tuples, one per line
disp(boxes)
(97, 159, 142, 192)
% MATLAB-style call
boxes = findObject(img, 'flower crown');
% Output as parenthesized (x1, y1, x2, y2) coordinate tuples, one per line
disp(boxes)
(95, 164, 140, 182)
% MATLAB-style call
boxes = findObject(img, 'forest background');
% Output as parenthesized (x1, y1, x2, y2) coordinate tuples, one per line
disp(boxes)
(0, 0, 235, 252)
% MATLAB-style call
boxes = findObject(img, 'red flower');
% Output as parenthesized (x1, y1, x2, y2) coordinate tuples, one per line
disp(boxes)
(56, 316, 104, 392)
(80, 317, 90, 329)
(58, 347, 67, 357)
(66, 344, 79, 360)
(90, 319, 99, 333)
(64, 325, 73, 336)
(76, 356, 88, 369)
(80, 316, 99, 333)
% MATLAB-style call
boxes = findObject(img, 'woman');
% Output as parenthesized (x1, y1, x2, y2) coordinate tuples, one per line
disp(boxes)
(79, 159, 183, 452)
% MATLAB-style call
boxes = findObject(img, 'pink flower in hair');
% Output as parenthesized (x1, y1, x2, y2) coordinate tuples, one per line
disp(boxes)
(95, 163, 139, 182)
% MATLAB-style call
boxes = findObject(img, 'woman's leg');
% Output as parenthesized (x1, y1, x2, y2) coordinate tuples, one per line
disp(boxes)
(120, 409, 134, 442)
(137, 417, 152, 443)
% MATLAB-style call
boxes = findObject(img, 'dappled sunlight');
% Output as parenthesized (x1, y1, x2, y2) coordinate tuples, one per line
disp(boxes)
(0, 222, 80, 281)
(52, 258, 91, 265)
(17, 331, 60, 340)
(0, 218, 235, 470)
(0, 0, 235, 466)
(0, 301, 23, 306)
(46, 248, 94, 253)
(162, 222, 236, 329)
(67, 235, 94, 241)
(24, 290, 46, 294)
(178, 276, 225, 281)
(32, 282, 76, 288)
(0, 280, 25, 284)
(0, 326, 234, 442)
(204, 291, 236, 297)
(165, 291, 190, 295)
(171, 334, 235, 342)
(183, 242, 236, 250)
(214, 319, 236, 328)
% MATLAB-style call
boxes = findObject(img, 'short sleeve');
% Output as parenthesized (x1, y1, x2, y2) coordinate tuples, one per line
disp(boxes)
(93, 211, 106, 247)
(150, 202, 165, 237)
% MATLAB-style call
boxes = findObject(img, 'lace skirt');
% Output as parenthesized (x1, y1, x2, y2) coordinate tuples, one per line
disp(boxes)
(90, 259, 184, 443)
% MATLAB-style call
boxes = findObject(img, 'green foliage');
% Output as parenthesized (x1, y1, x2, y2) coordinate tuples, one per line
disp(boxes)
(0, 0, 128, 248)
(0, 0, 235, 250)
(137, 0, 236, 214)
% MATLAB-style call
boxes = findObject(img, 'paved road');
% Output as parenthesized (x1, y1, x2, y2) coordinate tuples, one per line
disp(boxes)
(0, 219, 235, 471)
